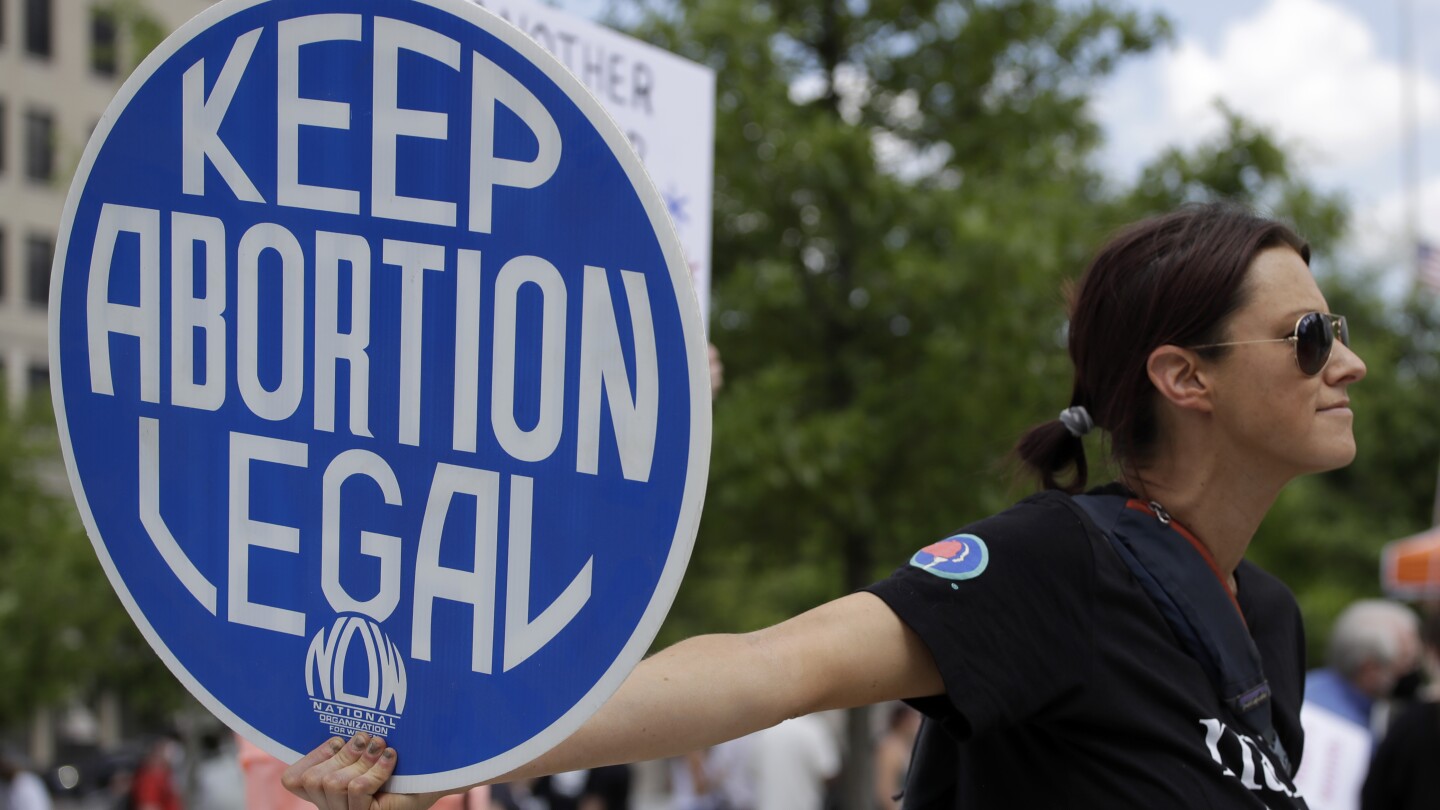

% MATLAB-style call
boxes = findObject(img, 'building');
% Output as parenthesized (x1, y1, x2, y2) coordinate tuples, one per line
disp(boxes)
(0, 0, 213, 411)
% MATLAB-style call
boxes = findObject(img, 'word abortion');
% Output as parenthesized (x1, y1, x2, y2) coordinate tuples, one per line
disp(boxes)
(86, 204, 660, 483)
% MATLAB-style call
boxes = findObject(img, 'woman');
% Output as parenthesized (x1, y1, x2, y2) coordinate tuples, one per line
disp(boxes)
(283, 202, 1365, 808)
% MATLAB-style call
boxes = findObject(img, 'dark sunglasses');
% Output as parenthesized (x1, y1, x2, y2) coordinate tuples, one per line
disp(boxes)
(1190, 311, 1349, 376)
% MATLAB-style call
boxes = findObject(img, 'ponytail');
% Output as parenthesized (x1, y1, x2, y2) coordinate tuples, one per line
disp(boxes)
(1013, 407, 1091, 493)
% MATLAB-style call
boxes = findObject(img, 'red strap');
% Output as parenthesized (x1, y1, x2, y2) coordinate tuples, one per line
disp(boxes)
(1124, 499, 1245, 624)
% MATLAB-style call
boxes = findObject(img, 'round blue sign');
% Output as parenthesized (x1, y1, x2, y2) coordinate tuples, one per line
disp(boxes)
(49, 0, 709, 791)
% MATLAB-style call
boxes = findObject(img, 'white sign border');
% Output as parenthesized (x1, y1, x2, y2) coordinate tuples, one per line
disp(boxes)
(47, 0, 711, 792)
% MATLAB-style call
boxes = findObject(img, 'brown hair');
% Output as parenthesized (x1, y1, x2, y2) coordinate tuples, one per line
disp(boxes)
(1015, 202, 1310, 492)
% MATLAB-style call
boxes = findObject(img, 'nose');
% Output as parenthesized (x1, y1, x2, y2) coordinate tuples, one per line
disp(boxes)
(1325, 338, 1366, 385)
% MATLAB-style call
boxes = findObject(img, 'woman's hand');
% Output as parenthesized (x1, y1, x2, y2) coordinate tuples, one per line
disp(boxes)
(282, 733, 447, 810)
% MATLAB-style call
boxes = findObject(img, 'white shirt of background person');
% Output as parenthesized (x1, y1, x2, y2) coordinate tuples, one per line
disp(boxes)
(3, 770, 54, 810)
(747, 714, 839, 810)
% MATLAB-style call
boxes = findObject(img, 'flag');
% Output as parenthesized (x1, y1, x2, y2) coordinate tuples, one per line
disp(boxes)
(1417, 242, 1440, 294)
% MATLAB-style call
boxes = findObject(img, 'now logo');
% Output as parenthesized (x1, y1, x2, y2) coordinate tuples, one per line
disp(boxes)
(306, 616, 408, 738)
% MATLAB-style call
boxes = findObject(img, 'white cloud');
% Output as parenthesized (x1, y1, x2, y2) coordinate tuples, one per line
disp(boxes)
(1097, 0, 1440, 179)
(1168, 0, 1439, 161)
(1091, 0, 1440, 292)
(788, 63, 871, 123)
(1350, 173, 1440, 258)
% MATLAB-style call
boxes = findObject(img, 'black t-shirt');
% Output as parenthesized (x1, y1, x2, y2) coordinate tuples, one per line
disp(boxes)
(1360, 701, 1440, 810)
(865, 489, 1309, 809)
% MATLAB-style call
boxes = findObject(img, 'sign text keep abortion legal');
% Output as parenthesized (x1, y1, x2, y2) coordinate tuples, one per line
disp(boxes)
(51, 0, 708, 791)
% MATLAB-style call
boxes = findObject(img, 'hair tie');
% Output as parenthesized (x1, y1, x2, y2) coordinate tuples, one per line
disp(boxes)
(1058, 406, 1094, 438)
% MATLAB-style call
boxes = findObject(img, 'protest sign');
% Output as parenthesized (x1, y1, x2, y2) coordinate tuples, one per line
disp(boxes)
(49, 0, 709, 790)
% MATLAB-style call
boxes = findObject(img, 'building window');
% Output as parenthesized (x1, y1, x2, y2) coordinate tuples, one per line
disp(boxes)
(26, 233, 52, 307)
(91, 6, 118, 76)
(24, 108, 52, 183)
(26, 364, 48, 395)
(24, 0, 50, 58)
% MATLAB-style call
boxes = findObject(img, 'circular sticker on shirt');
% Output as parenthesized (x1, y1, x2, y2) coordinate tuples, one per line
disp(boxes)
(909, 534, 989, 580)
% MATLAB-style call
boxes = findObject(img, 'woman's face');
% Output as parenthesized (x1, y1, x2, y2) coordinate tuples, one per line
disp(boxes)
(1202, 246, 1367, 480)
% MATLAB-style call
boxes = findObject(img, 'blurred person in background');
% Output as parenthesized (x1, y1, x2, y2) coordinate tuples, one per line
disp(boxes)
(131, 737, 183, 810)
(669, 738, 753, 810)
(192, 732, 243, 810)
(530, 765, 630, 810)
(872, 704, 921, 810)
(705, 737, 755, 810)
(668, 751, 718, 810)
(1293, 599, 1421, 810)
(625, 759, 671, 810)
(1307, 600, 1422, 736)
(0, 747, 53, 810)
(1360, 609, 1440, 810)
(745, 714, 837, 810)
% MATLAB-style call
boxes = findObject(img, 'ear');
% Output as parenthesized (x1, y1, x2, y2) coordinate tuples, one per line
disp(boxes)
(1146, 345, 1215, 413)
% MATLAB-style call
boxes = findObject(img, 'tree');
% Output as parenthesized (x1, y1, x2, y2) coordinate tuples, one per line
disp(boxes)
(0, 391, 185, 734)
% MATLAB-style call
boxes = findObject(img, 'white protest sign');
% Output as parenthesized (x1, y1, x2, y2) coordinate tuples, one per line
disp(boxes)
(472, 0, 715, 325)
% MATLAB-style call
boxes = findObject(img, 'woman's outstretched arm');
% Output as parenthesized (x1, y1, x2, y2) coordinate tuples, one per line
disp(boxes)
(284, 591, 943, 809)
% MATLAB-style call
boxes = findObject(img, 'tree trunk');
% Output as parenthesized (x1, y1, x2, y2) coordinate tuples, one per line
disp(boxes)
(837, 517, 875, 810)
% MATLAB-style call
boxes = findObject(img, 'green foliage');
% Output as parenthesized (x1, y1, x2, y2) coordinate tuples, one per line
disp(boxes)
(0, 393, 184, 729)
(93, 0, 169, 75)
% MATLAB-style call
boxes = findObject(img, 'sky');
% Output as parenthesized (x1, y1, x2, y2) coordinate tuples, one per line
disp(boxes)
(1094, 0, 1440, 289)
(549, 0, 1440, 289)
